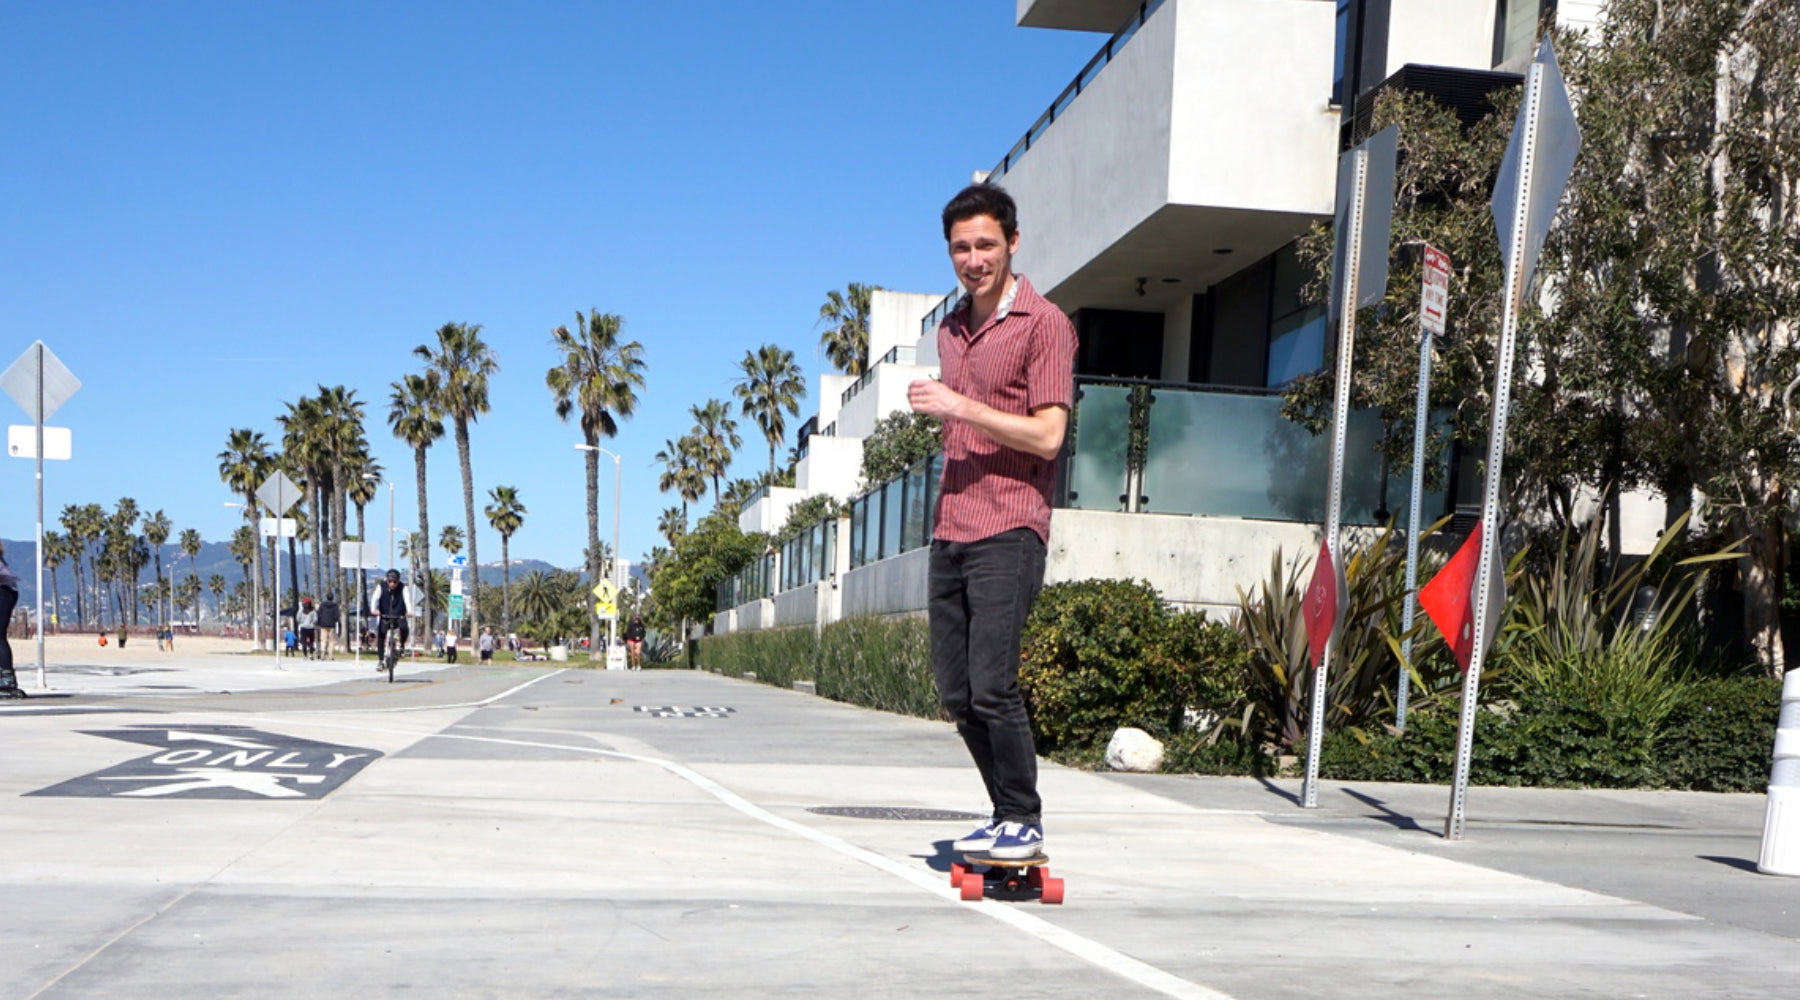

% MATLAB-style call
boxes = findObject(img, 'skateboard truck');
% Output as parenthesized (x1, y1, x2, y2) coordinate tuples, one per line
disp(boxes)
(950, 853, 1064, 904)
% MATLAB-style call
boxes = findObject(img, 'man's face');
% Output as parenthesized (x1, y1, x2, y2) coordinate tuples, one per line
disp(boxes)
(947, 214, 1018, 302)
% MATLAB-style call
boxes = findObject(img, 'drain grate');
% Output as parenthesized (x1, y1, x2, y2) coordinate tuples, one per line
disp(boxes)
(807, 806, 986, 822)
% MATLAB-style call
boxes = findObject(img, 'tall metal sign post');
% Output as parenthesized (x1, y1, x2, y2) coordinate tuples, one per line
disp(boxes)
(256, 471, 304, 672)
(2, 342, 80, 690)
(1441, 38, 1580, 840)
(1301, 126, 1397, 809)
(1396, 245, 1452, 729)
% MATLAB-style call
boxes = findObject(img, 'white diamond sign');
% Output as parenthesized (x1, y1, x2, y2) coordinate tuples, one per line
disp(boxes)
(2, 341, 81, 423)
(256, 470, 304, 516)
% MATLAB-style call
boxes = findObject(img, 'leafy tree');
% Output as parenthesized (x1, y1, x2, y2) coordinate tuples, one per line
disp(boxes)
(143, 510, 172, 623)
(415, 322, 498, 639)
(657, 506, 687, 547)
(1542, 2, 1800, 675)
(218, 428, 272, 627)
(648, 511, 766, 636)
(858, 410, 943, 491)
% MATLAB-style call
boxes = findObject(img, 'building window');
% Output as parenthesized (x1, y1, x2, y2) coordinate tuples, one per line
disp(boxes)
(1494, 0, 1557, 67)
(1267, 244, 1327, 386)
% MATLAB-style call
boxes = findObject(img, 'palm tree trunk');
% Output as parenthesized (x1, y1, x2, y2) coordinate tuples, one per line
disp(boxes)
(586, 441, 601, 659)
(457, 418, 479, 641)
(500, 534, 512, 632)
(414, 444, 433, 630)
(310, 484, 326, 604)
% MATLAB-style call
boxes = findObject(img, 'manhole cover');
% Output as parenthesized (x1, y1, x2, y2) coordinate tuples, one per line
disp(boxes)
(807, 806, 986, 822)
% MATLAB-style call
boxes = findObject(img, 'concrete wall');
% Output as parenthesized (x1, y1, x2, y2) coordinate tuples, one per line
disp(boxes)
(842, 546, 931, 618)
(1386, 0, 1494, 74)
(817, 372, 854, 430)
(1046, 508, 1322, 615)
(773, 581, 824, 628)
(1558, 0, 1605, 36)
(733, 598, 774, 632)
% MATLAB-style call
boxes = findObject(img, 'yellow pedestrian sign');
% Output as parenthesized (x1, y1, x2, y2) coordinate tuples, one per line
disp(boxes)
(592, 579, 618, 620)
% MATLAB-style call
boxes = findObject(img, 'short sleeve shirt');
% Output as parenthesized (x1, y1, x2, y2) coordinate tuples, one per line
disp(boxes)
(933, 274, 1078, 544)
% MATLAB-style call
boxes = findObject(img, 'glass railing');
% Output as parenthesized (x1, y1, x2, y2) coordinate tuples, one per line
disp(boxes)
(848, 452, 941, 570)
(778, 517, 837, 593)
(716, 552, 774, 611)
(920, 289, 962, 340)
(1063, 377, 1451, 524)
(985, 0, 1169, 185)
(839, 344, 923, 407)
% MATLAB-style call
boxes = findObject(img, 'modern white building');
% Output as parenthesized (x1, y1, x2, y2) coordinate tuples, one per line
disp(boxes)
(715, 0, 1609, 636)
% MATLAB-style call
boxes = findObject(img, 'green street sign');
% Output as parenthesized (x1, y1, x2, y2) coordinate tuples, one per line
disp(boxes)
(448, 594, 465, 621)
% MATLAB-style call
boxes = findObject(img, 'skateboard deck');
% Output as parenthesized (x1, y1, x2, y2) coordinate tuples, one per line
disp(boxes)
(950, 852, 1063, 904)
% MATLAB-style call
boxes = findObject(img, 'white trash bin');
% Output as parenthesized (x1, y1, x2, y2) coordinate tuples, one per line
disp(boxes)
(1758, 670, 1800, 877)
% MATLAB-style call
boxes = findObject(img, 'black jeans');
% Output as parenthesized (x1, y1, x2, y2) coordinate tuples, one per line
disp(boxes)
(0, 585, 17, 685)
(928, 528, 1046, 826)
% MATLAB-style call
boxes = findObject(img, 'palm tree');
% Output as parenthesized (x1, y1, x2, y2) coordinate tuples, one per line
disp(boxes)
(143, 510, 172, 624)
(388, 373, 444, 628)
(657, 507, 687, 547)
(208, 573, 227, 622)
(817, 282, 882, 377)
(484, 485, 527, 631)
(178, 528, 203, 621)
(655, 435, 707, 520)
(315, 384, 366, 593)
(218, 428, 272, 629)
(415, 322, 498, 639)
(439, 524, 463, 559)
(688, 398, 741, 502)
(547, 309, 646, 655)
(229, 524, 256, 615)
(733, 344, 805, 481)
(42, 530, 66, 630)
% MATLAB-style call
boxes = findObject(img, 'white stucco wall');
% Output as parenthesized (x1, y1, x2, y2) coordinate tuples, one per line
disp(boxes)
(835, 362, 937, 440)
(773, 581, 823, 628)
(738, 486, 804, 536)
(1558, 1, 1605, 36)
(816, 372, 854, 430)
(795, 433, 863, 501)
(842, 546, 931, 618)
(869, 290, 944, 362)
(1385, 0, 1494, 74)
(1166, 0, 1339, 217)
(999, 0, 1176, 293)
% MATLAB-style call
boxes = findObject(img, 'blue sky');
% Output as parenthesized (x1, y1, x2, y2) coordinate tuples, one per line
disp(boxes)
(0, 1, 1100, 571)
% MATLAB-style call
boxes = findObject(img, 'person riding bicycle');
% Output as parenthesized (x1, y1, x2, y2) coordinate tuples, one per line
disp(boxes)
(375, 569, 411, 671)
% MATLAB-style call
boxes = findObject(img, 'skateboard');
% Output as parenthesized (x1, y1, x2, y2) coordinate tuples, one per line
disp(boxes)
(950, 853, 1064, 904)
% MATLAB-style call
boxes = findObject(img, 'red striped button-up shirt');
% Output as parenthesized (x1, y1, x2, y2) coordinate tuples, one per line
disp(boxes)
(933, 274, 1078, 544)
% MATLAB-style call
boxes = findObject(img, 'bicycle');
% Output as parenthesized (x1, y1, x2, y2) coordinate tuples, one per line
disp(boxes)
(378, 615, 407, 683)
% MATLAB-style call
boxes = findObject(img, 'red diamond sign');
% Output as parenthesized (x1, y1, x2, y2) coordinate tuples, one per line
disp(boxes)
(1302, 539, 1345, 668)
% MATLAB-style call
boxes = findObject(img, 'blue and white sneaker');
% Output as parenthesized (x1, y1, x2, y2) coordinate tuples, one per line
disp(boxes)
(953, 821, 1003, 853)
(989, 821, 1045, 860)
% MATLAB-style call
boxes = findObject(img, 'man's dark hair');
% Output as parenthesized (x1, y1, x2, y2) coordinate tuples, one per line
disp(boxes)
(941, 183, 1017, 241)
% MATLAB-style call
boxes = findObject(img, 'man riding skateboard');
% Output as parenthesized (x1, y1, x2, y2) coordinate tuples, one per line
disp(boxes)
(909, 183, 1076, 861)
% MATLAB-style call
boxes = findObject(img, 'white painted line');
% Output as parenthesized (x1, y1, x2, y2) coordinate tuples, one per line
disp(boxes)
(258, 715, 1235, 1000)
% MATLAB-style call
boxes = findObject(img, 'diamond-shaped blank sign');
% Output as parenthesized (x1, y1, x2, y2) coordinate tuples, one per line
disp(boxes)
(256, 471, 304, 515)
(2, 342, 81, 423)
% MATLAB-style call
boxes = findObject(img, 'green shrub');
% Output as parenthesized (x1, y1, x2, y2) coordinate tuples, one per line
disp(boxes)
(697, 627, 815, 689)
(1021, 579, 1249, 760)
(817, 615, 939, 720)
(1653, 675, 1781, 792)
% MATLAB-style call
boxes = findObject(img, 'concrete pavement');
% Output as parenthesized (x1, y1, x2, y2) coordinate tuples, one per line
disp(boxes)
(2, 653, 1796, 998)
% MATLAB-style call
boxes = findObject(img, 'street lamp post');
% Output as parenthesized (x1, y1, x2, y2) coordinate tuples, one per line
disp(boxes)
(224, 502, 257, 651)
(574, 443, 623, 662)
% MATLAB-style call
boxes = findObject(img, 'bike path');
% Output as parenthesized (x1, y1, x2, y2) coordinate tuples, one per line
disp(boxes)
(2, 666, 1794, 998)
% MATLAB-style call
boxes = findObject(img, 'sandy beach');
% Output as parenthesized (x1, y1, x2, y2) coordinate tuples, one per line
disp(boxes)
(16, 633, 269, 666)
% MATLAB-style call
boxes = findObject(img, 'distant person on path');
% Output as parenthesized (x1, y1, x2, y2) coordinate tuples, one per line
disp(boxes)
(0, 542, 24, 698)
(297, 598, 318, 660)
(374, 570, 411, 673)
(316, 593, 341, 660)
(478, 626, 495, 663)
(908, 182, 1076, 862)
(444, 629, 458, 664)
(624, 614, 646, 669)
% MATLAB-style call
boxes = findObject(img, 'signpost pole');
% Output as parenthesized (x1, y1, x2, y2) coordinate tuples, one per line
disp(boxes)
(34, 348, 47, 689)
(1398, 245, 1451, 730)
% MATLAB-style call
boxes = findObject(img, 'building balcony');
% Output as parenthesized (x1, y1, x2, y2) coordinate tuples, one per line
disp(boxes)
(1017, 0, 1147, 32)
(991, 0, 1340, 315)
